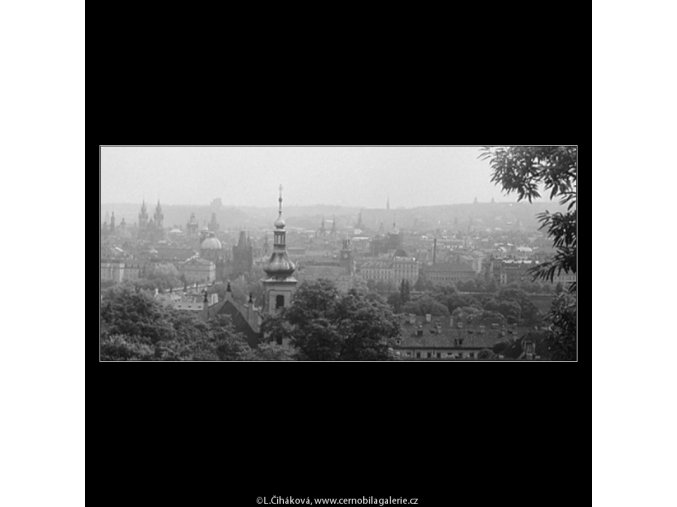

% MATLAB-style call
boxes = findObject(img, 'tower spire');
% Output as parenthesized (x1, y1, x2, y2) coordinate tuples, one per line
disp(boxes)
(263, 186, 297, 316)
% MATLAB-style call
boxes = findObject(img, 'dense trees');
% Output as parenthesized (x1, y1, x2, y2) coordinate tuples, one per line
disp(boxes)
(399, 280, 411, 303)
(543, 293, 577, 360)
(401, 295, 450, 317)
(407, 286, 541, 327)
(100, 285, 254, 361)
(261, 279, 400, 361)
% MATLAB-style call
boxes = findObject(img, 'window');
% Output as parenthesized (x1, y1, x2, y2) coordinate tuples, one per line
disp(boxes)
(275, 295, 285, 309)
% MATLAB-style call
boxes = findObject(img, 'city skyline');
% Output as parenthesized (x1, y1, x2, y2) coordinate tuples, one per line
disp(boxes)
(101, 146, 559, 208)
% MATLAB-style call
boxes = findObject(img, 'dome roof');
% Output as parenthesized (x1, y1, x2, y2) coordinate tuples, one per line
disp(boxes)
(201, 237, 222, 250)
(274, 216, 286, 229)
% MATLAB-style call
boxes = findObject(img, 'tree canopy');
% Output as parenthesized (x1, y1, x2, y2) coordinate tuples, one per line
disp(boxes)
(260, 279, 400, 361)
(100, 285, 253, 361)
(480, 146, 577, 291)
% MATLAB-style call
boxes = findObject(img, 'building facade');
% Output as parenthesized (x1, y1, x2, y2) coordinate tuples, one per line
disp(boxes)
(420, 260, 476, 286)
(359, 255, 419, 285)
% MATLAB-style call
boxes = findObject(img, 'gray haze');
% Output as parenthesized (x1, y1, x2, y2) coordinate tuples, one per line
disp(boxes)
(101, 146, 548, 208)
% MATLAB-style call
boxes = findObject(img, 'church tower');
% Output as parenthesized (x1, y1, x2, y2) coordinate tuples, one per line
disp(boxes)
(138, 201, 148, 229)
(154, 200, 164, 229)
(319, 216, 326, 237)
(340, 238, 354, 275)
(186, 212, 199, 237)
(208, 212, 220, 233)
(262, 185, 297, 315)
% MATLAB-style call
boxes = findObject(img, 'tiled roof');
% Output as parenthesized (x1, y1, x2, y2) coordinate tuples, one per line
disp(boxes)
(209, 298, 262, 347)
(395, 314, 522, 350)
(397, 331, 502, 350)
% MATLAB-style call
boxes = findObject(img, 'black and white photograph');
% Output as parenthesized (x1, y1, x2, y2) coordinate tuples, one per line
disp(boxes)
(99, 146, 577, 361)
(12, 0, 677, 504)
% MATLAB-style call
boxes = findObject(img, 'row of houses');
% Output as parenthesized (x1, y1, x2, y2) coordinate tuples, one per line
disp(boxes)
(392, 313, 534, 360)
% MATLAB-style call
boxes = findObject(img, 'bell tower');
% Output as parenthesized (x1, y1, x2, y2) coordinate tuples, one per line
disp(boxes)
(262, 185, 297, 314)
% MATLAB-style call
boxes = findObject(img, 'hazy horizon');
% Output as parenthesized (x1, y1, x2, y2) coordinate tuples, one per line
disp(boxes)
(101, 146, 557, 209)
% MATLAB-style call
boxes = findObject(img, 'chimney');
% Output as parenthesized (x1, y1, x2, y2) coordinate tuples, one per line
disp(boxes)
(225, 281, 233, 301)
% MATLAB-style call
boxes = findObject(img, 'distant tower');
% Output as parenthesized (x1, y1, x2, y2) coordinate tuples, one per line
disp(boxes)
(433, 238, 437, 265)
(154, 201, 164, 229)
(232, 230, 253, 276)
(331, 215, 337, 236)
(138, 201, 148, 229)
(110, 211, 116, 231)
(186, 212, 199, 237)
(119, 218, 126, 230)
(387, 196, 390, 211)
(263, 234, 270, 255)
(319, 216, 327, 237)
(356, 211, 364, 229)
(208, 212, 220, 233)
(262, 185, 297, 315)
(340, 238, 354, 275)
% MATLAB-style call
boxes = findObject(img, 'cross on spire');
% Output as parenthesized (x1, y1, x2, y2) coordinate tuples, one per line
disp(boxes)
(278, 184, 283, 215)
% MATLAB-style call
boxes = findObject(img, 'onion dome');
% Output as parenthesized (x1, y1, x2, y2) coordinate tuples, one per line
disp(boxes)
(264, 251, 296, 278)
(264, 185, 295, 279)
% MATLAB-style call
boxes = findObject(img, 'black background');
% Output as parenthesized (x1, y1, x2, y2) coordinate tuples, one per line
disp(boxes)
(89, 6, 589, 505)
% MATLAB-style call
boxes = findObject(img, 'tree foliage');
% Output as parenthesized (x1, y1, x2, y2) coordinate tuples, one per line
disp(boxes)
(399, 279, 411, 303)
(543, 293, 577, 360)
(401, 295, 450, 317)
(480, 146, 577, 292)
(100, 285, 252, 361)
(261, 279, 400, 361)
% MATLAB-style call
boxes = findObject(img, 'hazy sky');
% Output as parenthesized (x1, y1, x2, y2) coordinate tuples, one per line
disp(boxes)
(101, 146, 527, 208)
